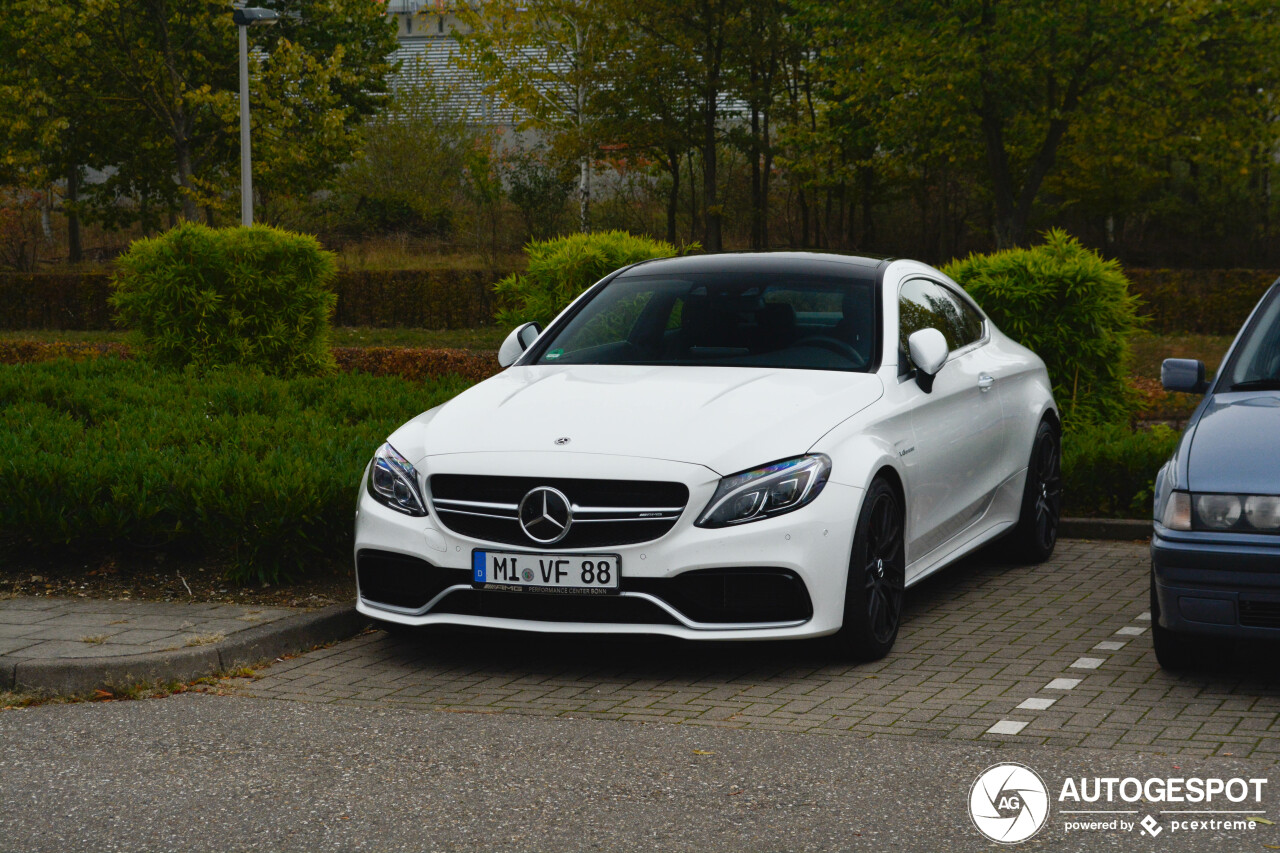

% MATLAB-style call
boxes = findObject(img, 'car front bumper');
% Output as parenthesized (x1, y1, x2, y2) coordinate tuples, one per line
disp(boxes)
(1152, 526, 1280, 638)
(354, 453, 863, 641)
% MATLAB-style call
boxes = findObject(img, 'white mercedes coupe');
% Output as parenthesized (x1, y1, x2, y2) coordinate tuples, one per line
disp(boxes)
(354, 252, 1060, 659)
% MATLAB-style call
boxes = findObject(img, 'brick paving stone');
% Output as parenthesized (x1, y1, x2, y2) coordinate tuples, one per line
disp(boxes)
(223, 540, 1280, 763)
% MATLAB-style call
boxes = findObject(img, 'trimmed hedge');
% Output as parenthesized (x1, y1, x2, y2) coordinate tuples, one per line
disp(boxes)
(0, 358, 475, 583)
(1126, 269, 1279, 335)
(0, 272, 115, 329)
(0, 268, 510, 331)
(336, 269, 499, 328)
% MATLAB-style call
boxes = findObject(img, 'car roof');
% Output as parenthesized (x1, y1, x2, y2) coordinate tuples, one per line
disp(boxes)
(616, 251, 888, 282)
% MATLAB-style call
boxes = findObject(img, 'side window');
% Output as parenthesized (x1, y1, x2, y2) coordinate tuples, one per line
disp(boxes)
(934, 285, 984, 350)
(898, 279, 985, 372)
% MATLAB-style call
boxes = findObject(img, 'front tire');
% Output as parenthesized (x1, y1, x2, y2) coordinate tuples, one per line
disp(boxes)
(833, 477, 905, 661)
(1008, 418, 1062, 563)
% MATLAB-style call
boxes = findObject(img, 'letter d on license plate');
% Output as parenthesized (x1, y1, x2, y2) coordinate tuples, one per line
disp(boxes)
(472, 550, 620, 592)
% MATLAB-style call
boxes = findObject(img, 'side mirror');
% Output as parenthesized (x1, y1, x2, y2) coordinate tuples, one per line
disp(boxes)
(907, 328, 949, 393)
(497, 322, 542, 367)
(1162, 358, 1209, 394)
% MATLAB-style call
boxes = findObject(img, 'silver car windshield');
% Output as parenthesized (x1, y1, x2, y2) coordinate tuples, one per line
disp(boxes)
(1225, 288, 1280, 390)
(533, 273, 878, 372)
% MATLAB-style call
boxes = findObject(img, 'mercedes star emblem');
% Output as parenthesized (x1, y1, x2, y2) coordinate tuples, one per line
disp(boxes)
(518, 486, 574, 544)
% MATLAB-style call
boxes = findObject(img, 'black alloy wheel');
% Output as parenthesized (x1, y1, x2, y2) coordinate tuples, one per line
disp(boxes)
(1009, 419, 1062, 563)
(835, 477, 906, 660)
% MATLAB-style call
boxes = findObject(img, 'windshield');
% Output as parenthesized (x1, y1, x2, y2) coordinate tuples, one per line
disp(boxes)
(533, 272, 878, 372)
(1224, 287, 1280, 390)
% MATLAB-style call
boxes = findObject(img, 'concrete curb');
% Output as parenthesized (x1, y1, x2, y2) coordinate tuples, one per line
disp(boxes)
(0, 604, 368, 697)
(1061, 517, 1152, 541)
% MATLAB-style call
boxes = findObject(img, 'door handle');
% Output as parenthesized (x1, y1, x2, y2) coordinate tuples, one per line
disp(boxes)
(978, 373, 995, 392)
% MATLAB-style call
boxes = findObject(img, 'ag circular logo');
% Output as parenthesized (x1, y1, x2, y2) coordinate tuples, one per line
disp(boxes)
(969, 763, 1050, 844)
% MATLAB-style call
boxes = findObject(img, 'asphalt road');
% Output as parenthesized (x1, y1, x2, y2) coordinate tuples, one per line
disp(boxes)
(1, 692, 1277, 852)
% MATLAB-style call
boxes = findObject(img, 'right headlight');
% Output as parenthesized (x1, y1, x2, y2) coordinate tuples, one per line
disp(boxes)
(366, 442, 427, 516)
(1159, 489, 1280, 533)
(695, 455, 831, 528)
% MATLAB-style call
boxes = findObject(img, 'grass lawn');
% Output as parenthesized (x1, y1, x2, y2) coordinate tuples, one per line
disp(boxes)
(1128, 330, 1234, 380)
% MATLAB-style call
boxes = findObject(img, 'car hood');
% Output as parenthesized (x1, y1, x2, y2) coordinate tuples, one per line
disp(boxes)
(408, 365, 883, 475)
(1187, 391, 1280, 493)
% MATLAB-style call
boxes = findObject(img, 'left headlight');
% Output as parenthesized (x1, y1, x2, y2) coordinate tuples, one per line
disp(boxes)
(695, 455, 831, 528)
(366, 442, 427, 516)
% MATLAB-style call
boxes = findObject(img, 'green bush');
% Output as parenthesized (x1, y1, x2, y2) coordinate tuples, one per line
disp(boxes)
(493, 230, 678, 328)
(110, 223, 339, 377)
(0, 269, 511, 331)
(1062, 422, 1180, 518)
(0, 358, 473, 583)
(944, 229, 1143, 423)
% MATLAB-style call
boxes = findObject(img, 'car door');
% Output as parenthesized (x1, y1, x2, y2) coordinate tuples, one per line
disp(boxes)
(896, 278, 1008, 566)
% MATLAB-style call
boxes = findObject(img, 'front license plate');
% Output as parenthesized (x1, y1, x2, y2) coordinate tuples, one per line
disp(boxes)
(472, 550, 620, 594)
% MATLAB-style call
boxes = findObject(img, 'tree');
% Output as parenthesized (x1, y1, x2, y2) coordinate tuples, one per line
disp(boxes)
(1049, 0, 1280, 260)
(0, 0, 131, 258)
(329, 60, 482, 238)
(801, 0, 1214, 249)
(457, 0, 619, 233)
(593, 20, 701, 244)
(0, 0, 397, 229)
(622, 0, 749, 253)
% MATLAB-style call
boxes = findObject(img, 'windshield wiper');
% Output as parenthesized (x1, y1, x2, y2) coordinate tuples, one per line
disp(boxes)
(1229, 378, 1280, 391)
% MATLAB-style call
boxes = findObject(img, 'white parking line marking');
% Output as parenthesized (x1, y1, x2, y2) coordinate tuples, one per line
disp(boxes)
(1017, 697, 1057, 711)
(1046, 678, 1082, 690)
(987, 720, 1028, 736)
(1115, 626, 1146, 636)
(1071, 657, 1106, 670)
(1093, 641, 1127, 651)
(1137, 611, 1151, 621)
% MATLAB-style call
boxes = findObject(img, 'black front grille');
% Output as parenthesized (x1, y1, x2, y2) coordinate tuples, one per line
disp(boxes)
(357, 550, 468, 611)
(428, 475, 689, 549)
(434, 588, 681, 625)
(1240, 599, 1280, 629)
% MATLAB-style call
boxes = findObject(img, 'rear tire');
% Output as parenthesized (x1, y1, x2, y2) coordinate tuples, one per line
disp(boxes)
(1008, 419, 1062, 564)
(833, 477, 905, 661)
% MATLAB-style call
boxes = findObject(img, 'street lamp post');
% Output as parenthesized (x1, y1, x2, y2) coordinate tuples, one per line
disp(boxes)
(233, 7, 279, 226)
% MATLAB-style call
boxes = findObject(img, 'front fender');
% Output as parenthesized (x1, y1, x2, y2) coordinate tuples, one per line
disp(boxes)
(818, 432, 906, 502)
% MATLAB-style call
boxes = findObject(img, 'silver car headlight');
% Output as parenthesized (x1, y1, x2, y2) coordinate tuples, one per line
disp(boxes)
(1160, 490, 1280, 533)
(366, 443, 427, 516)
(695, 455, 831, 528)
